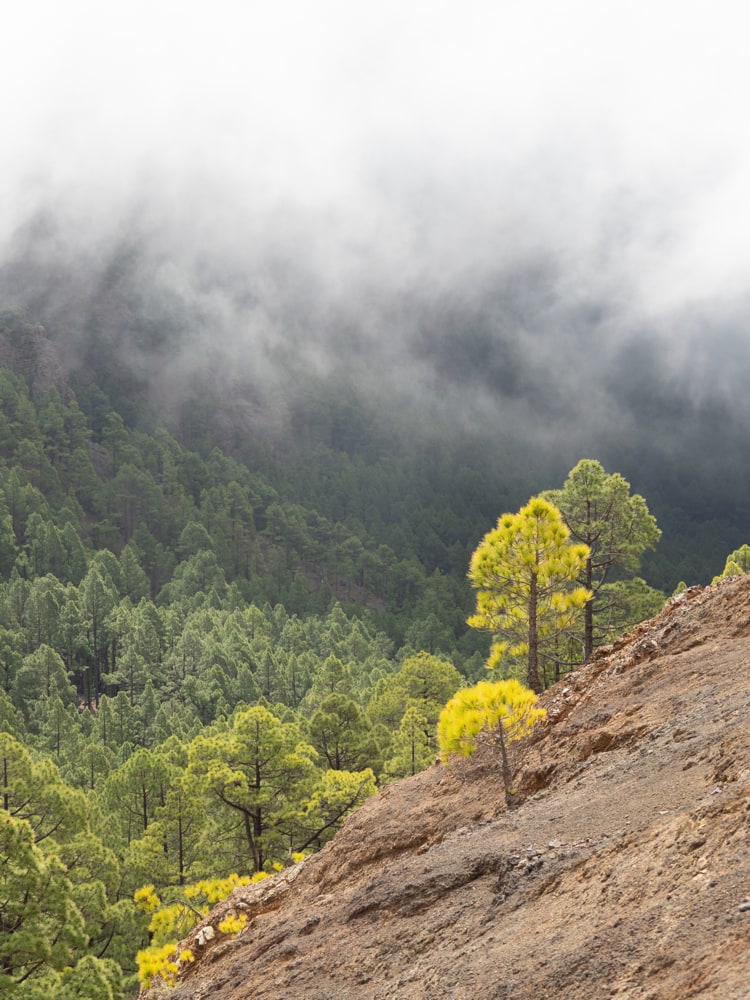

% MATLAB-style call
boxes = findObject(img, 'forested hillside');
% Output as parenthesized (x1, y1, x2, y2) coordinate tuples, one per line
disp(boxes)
(0, 310, 496, 996)
(0, 305, 737, 998)
(3, 5, 750, 994)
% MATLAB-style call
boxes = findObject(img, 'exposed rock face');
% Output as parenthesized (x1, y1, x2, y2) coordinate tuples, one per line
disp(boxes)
(143, 577, 750, 1000)
(0, 310, 68, 400)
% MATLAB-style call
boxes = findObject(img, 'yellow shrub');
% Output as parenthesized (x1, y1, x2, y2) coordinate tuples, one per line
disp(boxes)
(184, 874, 252, 904)
(437, 678, 546, 759)
(148, 901, 205, 946)
(136, 941, 180, 989)
(218, 912, 248, 936)
(133, 865, 284, 986)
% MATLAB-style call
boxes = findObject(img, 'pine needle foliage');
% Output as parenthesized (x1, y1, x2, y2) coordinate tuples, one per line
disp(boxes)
(437, 678, 545, 759)
(468, 497, 591, 691)
(134, 873, 263, 988)
(712, 544, 750, 583)
(543, 459, 661, 659)
(437, 678, 545, 807)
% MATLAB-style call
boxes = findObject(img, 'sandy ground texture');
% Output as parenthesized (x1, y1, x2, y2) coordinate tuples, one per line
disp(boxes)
(141, 576, 750, 1000)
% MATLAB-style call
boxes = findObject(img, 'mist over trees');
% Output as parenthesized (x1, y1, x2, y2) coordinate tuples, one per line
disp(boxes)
(2, 7, 749, 995)
(1, 3, 748, 598)
(0, 207, 747, 604)
(0, 305, 746, 995)
(0, 272, 740, 999)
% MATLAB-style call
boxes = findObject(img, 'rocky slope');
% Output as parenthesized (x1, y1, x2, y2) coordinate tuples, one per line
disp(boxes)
(141, 577, 750, 999)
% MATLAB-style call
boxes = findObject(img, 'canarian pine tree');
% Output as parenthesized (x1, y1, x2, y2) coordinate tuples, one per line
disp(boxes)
(468, 496, 591, 692)
(712, 543, 750, 583)
(0, 811, 87, 995)
(187, 705, 319, 873)
(543, 459, 661, 660)
(382, 705, 433, 780)
(296, 768, 377, 853)
(437, 678, 545, 757)
(437, 678, 546, 805)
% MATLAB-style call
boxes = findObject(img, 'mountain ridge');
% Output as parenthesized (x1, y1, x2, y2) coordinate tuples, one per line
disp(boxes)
(141, 576, 750, 999)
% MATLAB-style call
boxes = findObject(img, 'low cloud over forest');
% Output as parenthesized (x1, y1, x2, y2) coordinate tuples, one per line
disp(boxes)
(2, 1, 750, 524)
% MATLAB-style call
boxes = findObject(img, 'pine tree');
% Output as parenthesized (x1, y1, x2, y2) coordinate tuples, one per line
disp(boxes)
(0, 733, 88, 845)
(382, 706, 433, 779)
(713, 544, 750, 582)
(468, 497, 591, 692)
(296, 768, 377, 853)
(543, 459, 661, 660)
(308, 694, 374, 771)
(437, 678, 546, 805)
(187, 705, 319, 873)
(102, 747, 175, 847)
(0, 811, 87, 994)
(126, 771, 207, 889)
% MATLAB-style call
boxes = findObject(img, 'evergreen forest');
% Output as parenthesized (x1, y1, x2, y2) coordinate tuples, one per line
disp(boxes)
(0, 308, 737, 997)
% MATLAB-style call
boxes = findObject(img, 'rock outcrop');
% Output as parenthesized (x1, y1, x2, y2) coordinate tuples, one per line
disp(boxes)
(0, 310, 68, 400)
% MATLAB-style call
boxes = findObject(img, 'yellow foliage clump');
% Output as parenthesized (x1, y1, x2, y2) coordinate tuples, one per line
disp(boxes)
(136, 941, 181, 990)
(150, 902, 202, 945)
(133, 868, 285, 988)
(133, 883, 161, 913)
(218, 912, 248, 936)
(437, 678, 546, 759)
(184, 874, 253, 905)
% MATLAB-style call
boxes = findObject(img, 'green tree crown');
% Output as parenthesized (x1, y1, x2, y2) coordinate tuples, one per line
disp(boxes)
(468, 496, 591, 691)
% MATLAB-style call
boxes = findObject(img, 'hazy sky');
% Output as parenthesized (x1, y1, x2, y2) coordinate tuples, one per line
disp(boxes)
(3, 2, 750, 478)
(5, 1, 748, 286)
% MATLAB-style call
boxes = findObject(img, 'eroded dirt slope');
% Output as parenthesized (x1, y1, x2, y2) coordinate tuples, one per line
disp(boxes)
(142, 577, 750, 1000)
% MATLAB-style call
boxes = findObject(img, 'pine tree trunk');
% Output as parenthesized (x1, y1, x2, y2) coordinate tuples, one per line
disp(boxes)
(584, 554, 594, 661)
(495, 722, 519, 809)
(527, 570, 541, 693)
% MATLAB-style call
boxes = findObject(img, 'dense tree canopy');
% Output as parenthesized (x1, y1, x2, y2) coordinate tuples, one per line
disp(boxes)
(712, 543, 750, 583)
(0, 811, 87, 994)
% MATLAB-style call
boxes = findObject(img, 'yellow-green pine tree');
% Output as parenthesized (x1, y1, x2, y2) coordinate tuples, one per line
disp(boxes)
(437, 678, 546, 805)
(468, 496, 591, 691)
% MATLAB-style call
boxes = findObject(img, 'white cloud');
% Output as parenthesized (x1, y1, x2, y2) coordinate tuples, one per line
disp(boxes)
(4, 0, 750, 337)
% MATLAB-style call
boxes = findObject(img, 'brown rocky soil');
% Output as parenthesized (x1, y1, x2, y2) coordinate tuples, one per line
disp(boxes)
(142, 576, 750, 999)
